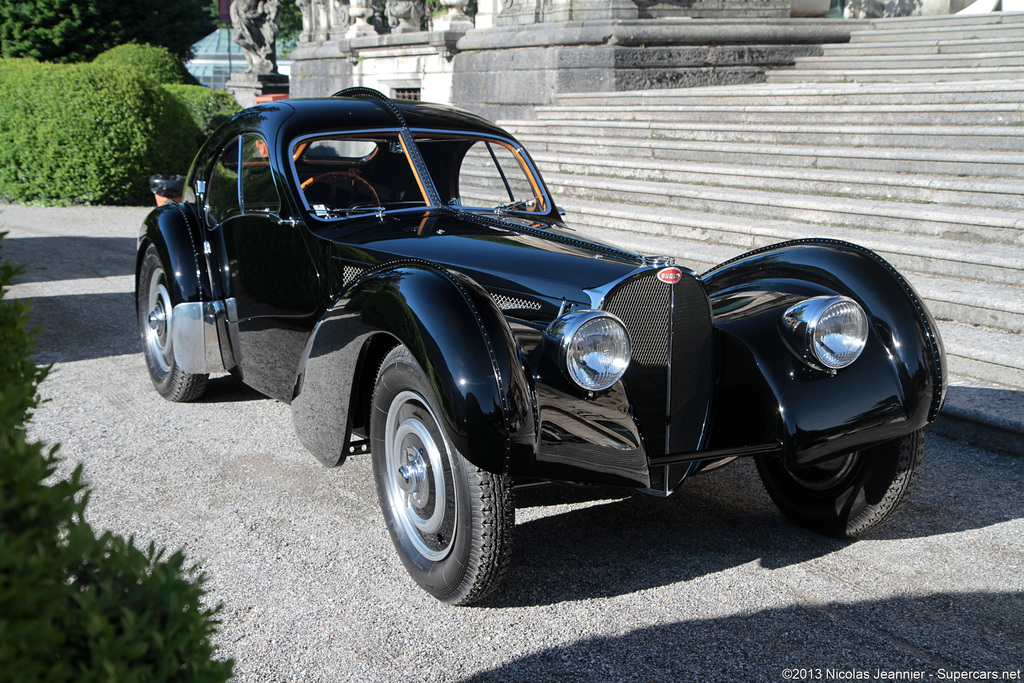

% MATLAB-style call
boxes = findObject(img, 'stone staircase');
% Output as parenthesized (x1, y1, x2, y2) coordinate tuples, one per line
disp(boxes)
(497, 13, 1024, 391)
(769, 12, 1024, 84)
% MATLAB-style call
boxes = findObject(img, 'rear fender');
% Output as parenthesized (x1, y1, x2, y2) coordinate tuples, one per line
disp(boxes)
(702, 239, 946, 467)
(136, 203, 234, 374)
(137, 202, 211, 305)
(291, 260, 535, 472)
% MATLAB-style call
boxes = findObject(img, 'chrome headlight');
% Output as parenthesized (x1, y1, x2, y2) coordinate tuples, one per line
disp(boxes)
(547, 310, 631, 391)
(783, 296, 868, 370)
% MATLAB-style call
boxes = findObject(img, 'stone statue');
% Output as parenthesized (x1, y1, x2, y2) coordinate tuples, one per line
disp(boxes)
(231, 0, 282, 74)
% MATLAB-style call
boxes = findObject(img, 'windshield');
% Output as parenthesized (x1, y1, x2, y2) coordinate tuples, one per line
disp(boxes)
(290, 131, 549, 219)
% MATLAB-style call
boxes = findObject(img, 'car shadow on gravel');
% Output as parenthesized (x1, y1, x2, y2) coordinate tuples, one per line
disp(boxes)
(3, 236, 136, 282)
(488, 461, 847, 608)
(461, 591, 1024, 682)
(488, 435, 1023, 608)
(198, 375, 267, 403)
(26, 292, 138, 364)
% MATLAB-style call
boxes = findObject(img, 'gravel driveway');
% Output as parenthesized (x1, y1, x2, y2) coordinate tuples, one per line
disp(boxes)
(4, 205, 1022, 682)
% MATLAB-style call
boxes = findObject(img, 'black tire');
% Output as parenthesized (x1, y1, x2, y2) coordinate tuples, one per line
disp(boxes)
(755, 429, 924, 538)
(370, 345, 514, 605)
(137, 245, 208, 402)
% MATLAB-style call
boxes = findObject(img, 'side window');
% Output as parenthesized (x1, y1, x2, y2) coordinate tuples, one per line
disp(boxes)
(457, 140, 545, 212)
(240, 133, 281, 214)
(207, 136, 241, 225)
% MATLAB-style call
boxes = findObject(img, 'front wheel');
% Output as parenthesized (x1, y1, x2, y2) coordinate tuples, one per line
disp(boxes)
(371, 345, 514, 605)
(755, 429, 924, 538)
(137, 245, 208, 402)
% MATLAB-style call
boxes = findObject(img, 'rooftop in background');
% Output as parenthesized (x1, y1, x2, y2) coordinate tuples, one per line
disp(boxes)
(186, 28, 292, 91)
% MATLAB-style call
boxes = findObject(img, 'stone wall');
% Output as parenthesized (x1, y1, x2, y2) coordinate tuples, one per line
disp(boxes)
(452, 19, 856, 119)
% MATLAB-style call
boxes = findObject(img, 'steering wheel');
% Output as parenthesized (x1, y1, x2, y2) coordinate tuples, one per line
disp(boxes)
(301, 171, 381, 207)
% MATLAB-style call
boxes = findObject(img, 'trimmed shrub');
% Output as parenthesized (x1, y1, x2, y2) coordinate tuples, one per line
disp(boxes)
(0, 59, 200, 204)
(93, 43, 200, 87)
(0, 234, 234, 681)
(163, 84, 242, 145)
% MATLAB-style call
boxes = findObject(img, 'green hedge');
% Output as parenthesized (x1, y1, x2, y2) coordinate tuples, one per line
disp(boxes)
(0, 234, 234, 681)
(163, 83, 242, 147)
(93, 43, 201, 86)
(0, 59, 203, 204)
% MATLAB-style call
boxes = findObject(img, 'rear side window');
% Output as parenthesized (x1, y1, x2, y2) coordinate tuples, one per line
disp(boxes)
(240, 134, 281, 214)
(207, 137, 241, 225)
(207, 134, 281, 224)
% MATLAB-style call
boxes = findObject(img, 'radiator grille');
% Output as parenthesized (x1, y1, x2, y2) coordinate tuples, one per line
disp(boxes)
(603, 272, 714, 459)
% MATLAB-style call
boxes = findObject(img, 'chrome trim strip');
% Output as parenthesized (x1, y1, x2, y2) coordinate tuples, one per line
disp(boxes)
(664, 276, 675, 462)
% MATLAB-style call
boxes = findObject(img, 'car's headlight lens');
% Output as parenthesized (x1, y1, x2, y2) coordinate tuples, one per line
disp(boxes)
(547, 311, 631, 391)
(783, 296, 868, 370)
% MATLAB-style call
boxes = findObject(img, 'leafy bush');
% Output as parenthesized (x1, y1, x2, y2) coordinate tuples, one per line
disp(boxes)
(0, 234, 234, 681)
(0, 59, 201, 204)
(93, 43, 200, 86)
(163, 83, 242, 145)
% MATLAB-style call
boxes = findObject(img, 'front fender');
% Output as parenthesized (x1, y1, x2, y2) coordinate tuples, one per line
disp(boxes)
(291, 260, 535, 472)
(702, 239, 947, 467)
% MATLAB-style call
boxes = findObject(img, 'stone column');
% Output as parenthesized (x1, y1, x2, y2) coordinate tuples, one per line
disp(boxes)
(297, 0, 314, 41)
(314, 0, 330, 39)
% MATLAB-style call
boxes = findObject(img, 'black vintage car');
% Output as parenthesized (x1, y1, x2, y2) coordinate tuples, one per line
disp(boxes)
(136, 88, 947, 604)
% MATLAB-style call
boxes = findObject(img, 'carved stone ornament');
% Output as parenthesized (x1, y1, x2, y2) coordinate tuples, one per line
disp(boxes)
(386, 0, 425, 33)
(231, 0, 282, 74)
(433, 0, 474, 30)
(347, 0, 377, 36)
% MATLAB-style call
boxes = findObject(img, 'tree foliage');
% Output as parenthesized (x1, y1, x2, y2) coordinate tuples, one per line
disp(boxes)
(0, 0, 216, 63)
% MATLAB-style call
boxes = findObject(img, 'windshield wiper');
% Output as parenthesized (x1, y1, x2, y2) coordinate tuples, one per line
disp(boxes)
(496, 197, 542, 214)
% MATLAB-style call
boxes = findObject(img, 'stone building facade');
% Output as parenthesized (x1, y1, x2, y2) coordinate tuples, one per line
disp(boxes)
(286, 0, 972, 117)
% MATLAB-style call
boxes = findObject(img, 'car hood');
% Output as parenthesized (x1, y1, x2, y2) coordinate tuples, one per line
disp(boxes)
(320, 209, 648, 309)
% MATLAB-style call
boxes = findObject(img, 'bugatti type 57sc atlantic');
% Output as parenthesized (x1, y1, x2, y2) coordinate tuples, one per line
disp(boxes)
(135, 88, 947, 604)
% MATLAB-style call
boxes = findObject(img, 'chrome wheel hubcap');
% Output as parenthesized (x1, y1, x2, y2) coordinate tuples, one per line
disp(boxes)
(384, 390, 456, 561)
(144, 270, 173, 374)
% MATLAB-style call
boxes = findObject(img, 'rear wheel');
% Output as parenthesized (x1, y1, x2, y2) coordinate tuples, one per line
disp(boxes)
(755, 429, 924, 538)
(137, 245, 208, 402)
(371, 345, 514, 605)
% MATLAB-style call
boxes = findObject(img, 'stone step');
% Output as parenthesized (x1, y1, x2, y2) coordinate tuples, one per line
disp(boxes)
(553, 80, 1024, 107)
(792, 52, 1024, 71)
(564, 211, 1024, 334)
(863, 12, 1024, 29)
(527, 151, 1024, 210)
(558, 197, 1024, 292)
(539, 173, 1024, 246)
(532, 103, 1024, 127)
(767, 66, 1024, 84)
(852, 26, 1024, 43)
(935, 320, 1024, 390)
(802, 50, 1024, 69)
(510, 133, 1024, 178)
(506, 119, 1024, 151)
(821, 38, 1024, 57)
